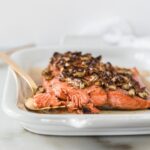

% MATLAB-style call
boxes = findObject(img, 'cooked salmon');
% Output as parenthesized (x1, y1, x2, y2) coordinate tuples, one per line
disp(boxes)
(32, 51, 150, 114)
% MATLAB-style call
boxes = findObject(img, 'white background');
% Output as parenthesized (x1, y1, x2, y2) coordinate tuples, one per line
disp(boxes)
(0, 0, 150, 47)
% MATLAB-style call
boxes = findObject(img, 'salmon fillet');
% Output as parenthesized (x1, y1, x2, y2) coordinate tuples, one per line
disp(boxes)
(33, 51, 150, 114)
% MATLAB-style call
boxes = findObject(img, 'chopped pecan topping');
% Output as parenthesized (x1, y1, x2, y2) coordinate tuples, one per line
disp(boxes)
(128, 89, 135, 96)
(42, 51, 149, 99)
(42, 68, 54, 80)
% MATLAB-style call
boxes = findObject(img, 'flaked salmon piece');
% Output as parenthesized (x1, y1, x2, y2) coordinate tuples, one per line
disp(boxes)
(41, 77, 108, 113)
(87, 86, 107, 106)
(108, 90, 150, 110)
(33, 92, 65, 108)
(85, 103, 100, 113)
(67, 89, 89, 108)
(50, 78, 71, 100)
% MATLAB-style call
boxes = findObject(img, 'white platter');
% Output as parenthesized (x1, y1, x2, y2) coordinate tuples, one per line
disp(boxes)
(2, 46, 150, 136)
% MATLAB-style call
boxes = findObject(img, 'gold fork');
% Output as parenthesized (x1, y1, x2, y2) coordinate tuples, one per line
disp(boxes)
(0, 52, 37, 94)
(0, 51, 65, 111)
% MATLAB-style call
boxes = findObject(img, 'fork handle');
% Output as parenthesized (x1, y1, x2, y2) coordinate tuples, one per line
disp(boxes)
(0, 52, 37, 94)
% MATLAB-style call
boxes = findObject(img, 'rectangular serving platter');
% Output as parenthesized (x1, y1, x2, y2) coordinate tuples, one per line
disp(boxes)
(2, 46, 150, 136)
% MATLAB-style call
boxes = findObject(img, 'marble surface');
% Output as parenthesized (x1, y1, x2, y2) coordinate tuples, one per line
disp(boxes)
(1, 66, 150, 150)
